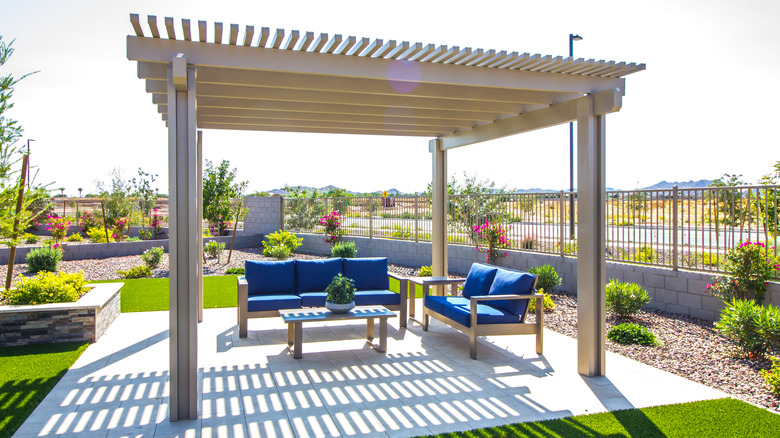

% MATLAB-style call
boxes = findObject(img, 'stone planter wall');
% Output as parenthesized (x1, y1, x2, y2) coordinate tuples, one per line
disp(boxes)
(0, 234, 264, 264)
(0, 282, 123, 347)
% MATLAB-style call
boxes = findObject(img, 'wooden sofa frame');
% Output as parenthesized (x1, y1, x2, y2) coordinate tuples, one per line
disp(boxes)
(422, 277, 543, 359)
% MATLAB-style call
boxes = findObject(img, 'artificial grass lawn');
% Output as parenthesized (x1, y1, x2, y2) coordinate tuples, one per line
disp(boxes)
(0, 342, 89, 438)
(92, 275, 238, 312)
(415, 398, 780, 438)
(92, 275, 406, 313)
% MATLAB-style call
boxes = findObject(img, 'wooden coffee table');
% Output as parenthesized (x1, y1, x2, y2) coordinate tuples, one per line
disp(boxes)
(278, 306, 397, 359)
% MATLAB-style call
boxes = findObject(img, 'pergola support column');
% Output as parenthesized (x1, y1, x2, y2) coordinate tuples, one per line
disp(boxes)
(197, 130, 203, 323)
(167, 54, 199, 421)
(576, 94, 607, 376)
(430, 139, 448, 279)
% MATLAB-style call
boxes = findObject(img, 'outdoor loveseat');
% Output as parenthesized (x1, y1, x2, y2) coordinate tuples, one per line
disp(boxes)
(422, 263, 543, 359)
(237, 257, 407, 337)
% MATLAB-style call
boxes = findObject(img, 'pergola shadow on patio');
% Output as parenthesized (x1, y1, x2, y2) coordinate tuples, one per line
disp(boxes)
(124, 14, 647, 420)
(13, 309, 725, 438)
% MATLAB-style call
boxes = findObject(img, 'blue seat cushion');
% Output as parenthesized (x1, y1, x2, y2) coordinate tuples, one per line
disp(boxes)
(432, 296, 519, 327)
(343, 258, 389, 291)
(296, 258, 343, 293)
(245, 260, 295, 295)
(461, 263, 498, 298)
(486, 269, 536, 315)
(299, 292, 327, 307)
(247, 294, 301, 312)
(424, 295, 470, 315)
(354, 290, 400, 306)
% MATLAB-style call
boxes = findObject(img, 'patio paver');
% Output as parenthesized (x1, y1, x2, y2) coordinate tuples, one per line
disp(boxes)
(14, 307, 726, 437)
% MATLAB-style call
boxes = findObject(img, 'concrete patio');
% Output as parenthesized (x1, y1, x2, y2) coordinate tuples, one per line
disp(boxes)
(14, 307, 726, 438)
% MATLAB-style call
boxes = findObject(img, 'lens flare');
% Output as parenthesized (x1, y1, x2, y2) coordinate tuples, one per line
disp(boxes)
(387, 59, 421, 94)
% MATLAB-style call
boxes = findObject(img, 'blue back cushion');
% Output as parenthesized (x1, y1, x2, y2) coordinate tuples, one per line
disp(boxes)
(245, 260, 295, 295)
(296, 258, 343, 293)
(486, 268, 536, 315)
(461, 263, 498, 298)
(342, 258, 389, 291)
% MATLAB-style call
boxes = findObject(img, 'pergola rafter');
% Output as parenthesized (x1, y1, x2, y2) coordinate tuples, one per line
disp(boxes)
(126, 13, 644, 422)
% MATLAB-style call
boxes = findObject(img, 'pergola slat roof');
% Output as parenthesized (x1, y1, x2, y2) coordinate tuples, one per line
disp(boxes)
(128, 14, 644, 138)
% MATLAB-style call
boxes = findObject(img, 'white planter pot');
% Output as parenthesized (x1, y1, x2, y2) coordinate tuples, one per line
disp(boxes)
(325, 301, 355, 314)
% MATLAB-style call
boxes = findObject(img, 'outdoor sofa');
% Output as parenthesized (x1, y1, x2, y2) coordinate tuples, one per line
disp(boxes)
(422, 263, 543, 359)
(237, 257, 407, 337)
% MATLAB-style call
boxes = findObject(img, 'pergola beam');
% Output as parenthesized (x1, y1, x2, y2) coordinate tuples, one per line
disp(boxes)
(439, 88, 622, 150)
(128, 37, 625, 94)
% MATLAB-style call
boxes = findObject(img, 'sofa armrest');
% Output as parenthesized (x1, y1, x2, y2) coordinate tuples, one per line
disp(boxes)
(469, 293, 543, 328)
(387, 272, 408, 327)
(387, 272, 405, 281)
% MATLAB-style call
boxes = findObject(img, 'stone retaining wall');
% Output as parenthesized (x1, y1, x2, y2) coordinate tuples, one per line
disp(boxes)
(0, 234, 264, 264)
(296, 233, 780, 321)
(0, 282, 123, 347)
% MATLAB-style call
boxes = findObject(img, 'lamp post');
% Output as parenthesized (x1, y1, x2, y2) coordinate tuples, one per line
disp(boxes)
(568, 34, 582, 240)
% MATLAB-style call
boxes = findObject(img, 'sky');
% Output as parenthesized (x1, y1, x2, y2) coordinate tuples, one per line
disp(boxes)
(1, 0, 779, 196)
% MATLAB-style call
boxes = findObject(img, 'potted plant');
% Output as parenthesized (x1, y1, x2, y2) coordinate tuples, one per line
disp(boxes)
(325, 273, 356, 313)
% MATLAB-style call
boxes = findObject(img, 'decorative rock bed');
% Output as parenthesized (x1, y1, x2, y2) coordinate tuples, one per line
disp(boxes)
(0, 282, 122, 347)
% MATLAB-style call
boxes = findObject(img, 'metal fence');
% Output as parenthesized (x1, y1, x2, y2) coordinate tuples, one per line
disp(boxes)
(283, 185, 780, 273)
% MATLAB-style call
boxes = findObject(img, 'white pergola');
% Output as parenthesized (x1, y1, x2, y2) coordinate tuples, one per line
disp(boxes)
(126, 14, 644, 421)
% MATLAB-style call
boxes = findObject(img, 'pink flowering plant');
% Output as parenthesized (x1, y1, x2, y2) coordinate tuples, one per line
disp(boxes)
(319, 211, 344, 245)
(46, 215, 70, 243)
(472, 220, 512, 265)
(111, 217, 131, 242)
(707, 241, 779, 303)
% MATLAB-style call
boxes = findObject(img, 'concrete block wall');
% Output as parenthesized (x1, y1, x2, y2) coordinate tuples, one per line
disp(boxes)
(244, 196, 284, 235)
(294, 232, 780, 321)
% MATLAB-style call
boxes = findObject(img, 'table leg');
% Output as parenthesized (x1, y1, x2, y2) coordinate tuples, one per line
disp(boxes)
(378, 317, 388, 353)
(409, 284, 416, 319)
(293, 321, 303, 359)
(366, 318, 375, 342)
(287, 322, 294, 347)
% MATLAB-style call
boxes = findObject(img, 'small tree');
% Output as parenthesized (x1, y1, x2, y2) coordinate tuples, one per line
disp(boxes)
(94, 168, 133, 227)
(284, 185, 326, 231)
(202, 160, 247, 236)
(131, 168, 158, 230)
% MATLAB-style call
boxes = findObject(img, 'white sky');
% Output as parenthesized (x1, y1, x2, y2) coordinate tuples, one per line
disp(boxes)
(2, 0, 778, 195)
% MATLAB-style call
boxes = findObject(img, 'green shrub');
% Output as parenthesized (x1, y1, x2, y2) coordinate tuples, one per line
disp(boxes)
(388, 224, 413, 239)
(417, 265, 433, 277)
(87, 226, 111, 243)
(708, 241, 779, 303)
(204, 241, 225, 258)
(3, 271, 88, 305)
(264, 244, 291, 260)
(262, 230, 302, 256)
(528, 264, 562, 292)
(632, 246, 658, 264)
(607, 323, 658, 346)
(760, 356, 780, 396)
(24, 234, 39, 244)
(66, 233, 83, 242)
(331, 240, 358, 258)
(528, 290, 556, 313)
(25, 247, 63, 273)
(138, 229, 152, 240)
(141, 246, 164, 269)
(606, 279, 651, 317)
(117, 265, 152, 279)
(225, 267, 245, 275)
(715, 298, 780, 357)
(126, 237, 141, 242)
(325, 274, 356, 304)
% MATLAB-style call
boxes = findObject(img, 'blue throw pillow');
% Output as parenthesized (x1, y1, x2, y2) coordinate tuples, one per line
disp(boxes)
(245, 260, 295, 295)
(343, 258, 389, 291)
(461, 263, 498, 298)
(296, 258, 343, 293)
(486, 268, 536, 315)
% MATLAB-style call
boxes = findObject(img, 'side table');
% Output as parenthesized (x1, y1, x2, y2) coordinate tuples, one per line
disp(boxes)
(407, 276, 465, 326)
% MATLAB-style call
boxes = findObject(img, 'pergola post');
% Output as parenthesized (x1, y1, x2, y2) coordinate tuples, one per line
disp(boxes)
(167, 54, 199, 421)
(576, 94, 607, 376)
(197, 130, 203, 323)
(430, 139, 448, 279)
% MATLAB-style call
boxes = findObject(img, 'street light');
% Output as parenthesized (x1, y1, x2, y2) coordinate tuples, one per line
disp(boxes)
(568, 34, 582, 239)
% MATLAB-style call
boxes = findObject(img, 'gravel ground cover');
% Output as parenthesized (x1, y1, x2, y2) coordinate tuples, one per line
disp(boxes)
(3, 250, 777, 412)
